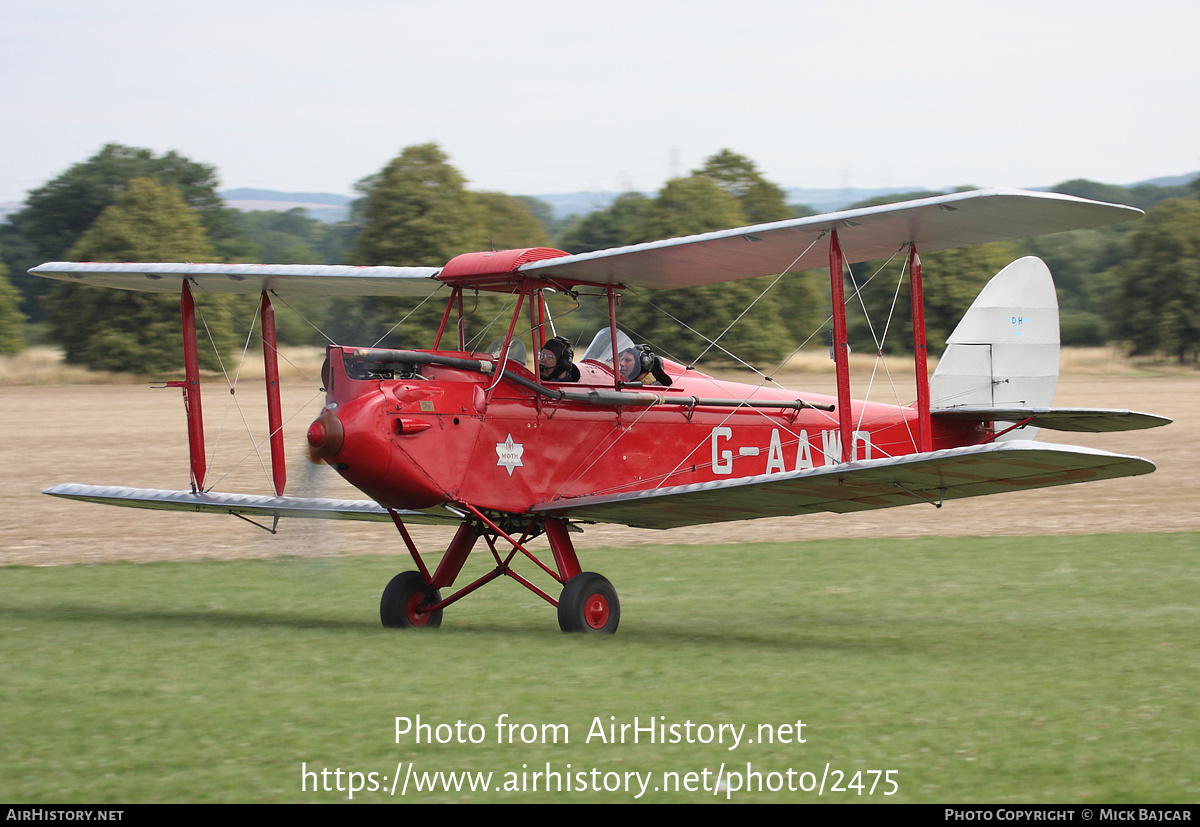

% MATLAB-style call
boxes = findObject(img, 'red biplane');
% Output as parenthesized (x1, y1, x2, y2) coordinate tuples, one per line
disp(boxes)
(32, 188, 1169, 634)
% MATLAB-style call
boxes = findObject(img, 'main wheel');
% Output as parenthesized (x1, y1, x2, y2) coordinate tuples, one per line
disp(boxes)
(380, 571, 443, 629)
(557, 572, 620, 634)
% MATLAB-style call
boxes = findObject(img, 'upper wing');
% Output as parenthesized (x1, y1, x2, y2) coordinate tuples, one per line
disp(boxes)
(27, 262, 444, 297)
(532, 441, 1155, 530)
(29, 190, 1141, 297)
(520, 188, 1143, 290)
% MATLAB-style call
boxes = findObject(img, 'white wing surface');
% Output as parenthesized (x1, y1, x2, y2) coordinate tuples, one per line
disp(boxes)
(28, 262, 444, 297)
(532, 441, 1155, 530)
(520, 188, 1143, 290)
(43, 484, 463, 525)
(30, 190, 1141, 296)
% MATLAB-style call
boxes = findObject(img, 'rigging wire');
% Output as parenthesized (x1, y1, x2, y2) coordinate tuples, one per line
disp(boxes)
(266, 291, 338, 349)
(370, 285, 449, 348)
(193, 296, 273, 491)
(184, 282, 335, 494)
(841, 247, 920, 450)
(688, 235, 823, 365)
(633, 242, 933, 491)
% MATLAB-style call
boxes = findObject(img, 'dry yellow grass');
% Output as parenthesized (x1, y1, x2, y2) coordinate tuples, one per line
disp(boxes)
(0, 345, 328, 386)
(1, 346, 1195, 567)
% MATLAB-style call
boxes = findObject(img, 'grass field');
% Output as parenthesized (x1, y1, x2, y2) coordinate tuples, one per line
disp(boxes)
(3, 533, 1197, 803)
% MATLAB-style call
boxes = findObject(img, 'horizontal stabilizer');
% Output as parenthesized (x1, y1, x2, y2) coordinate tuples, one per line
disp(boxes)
(931, 407, 1172, 432)
(42, 484, 463, 525)
(533, 441, 1155, 530)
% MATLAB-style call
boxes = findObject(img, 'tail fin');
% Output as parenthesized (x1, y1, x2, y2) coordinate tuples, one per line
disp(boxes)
(928, 256, 1059, 441)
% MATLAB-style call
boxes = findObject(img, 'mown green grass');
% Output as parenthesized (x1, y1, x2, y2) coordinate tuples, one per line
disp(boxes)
(2, 533, 1197, 803)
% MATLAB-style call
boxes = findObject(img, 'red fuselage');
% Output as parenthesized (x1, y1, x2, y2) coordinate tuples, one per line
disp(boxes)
(310, 346, 986, 515)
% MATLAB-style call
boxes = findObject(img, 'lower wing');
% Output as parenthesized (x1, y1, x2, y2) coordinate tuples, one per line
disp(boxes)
(531, 441, 1155, 530)
(42, 484, 464, 525)
(44, 441, 1156, 532)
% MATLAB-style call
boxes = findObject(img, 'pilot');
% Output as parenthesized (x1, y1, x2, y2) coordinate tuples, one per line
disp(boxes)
(538, 336, 580, 383)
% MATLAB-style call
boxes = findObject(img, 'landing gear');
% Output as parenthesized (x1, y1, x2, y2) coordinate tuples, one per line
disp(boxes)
(558, 572, 620, 634)
(381, 513, 621, 633)
(380, 571, 442, 628)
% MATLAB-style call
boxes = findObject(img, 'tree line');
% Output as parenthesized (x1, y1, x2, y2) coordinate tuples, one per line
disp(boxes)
(1, 142, 1198, 370)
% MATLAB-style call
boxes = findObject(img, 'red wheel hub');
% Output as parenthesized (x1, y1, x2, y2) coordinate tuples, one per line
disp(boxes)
(583, 594, 610, 629)
(407, 592, 431, 627)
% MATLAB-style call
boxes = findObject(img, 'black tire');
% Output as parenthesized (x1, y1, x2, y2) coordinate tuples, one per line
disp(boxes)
(557, 572, 619, 634)
(380, 571, 442, 629)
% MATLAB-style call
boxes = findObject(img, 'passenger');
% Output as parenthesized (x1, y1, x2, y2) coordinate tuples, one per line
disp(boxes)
(619, 347, 641, 382)
(538, 336, 580, 383)
(622, 344, 673, 387)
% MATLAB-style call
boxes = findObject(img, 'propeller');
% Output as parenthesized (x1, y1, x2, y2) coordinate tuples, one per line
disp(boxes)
(306, 408, 344, 464)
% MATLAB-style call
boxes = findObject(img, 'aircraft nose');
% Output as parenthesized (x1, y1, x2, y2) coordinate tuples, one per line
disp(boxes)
(307, 407, 345, 462)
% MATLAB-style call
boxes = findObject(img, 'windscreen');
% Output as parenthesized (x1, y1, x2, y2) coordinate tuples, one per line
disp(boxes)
(579, 328, 635, 365)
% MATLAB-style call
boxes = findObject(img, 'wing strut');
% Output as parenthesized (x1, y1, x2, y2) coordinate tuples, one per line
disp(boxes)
(168, 281, 206, 492)
(260, 291, 286, 496)
(829, 231, 852, 462)
(607, 286, 621, 387)
(908, 246, 933, 452)
(164, 284, 289, 496)
(432, 286, 465, 349)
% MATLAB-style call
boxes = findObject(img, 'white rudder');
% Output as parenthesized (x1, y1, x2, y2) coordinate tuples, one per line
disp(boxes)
(928, 256, 1059, 440)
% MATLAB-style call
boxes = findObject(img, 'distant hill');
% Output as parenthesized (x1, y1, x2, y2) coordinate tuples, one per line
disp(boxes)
(219, 188, 352, 223)
(221, 188, 352, 207)
(1129, 173, 1198, 188)
(785, 186, 937, 213)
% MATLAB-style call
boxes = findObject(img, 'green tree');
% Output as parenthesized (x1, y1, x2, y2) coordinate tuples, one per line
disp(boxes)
(341, 146, 557, 351)
(1021, 228, 1130, 345)
(44, 178, 232, 373)
(457, 192, 555, 351)
(626, 175, 747, 245)
(1112, 198, 1200, 363)
(512, 195, 566, 239)
(0, 251, 27, 354)
(846, 242, 1022, 356)
(352, 143, 484, 267)
(619, 176, 795, 365)
(230, 208, 357, 346)
(693, 149, 791, 224)
(475, 192, 551, 250)
(556, 193, 651, 253)
(692, 150, 823, 349)
(1, 144, 242, 320)
(1037, 178, 1189, 340)
(342, 144, 490, 348)
(233, 208, 357, 265)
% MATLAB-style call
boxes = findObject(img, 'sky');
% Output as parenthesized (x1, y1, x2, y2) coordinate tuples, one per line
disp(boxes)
(2, 0, 1197, 205)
